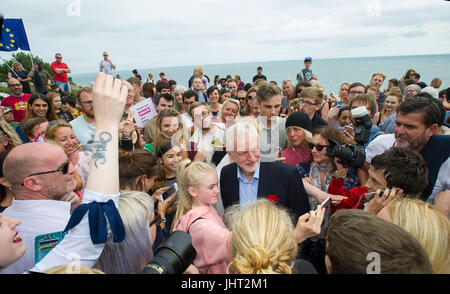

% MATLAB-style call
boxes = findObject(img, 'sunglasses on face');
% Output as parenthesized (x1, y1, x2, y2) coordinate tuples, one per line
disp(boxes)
(308, 143, 329, 151)
(21, 159, 70, 186)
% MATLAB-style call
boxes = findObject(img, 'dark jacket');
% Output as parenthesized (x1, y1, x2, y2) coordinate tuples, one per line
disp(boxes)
(220, 161, 311, 220)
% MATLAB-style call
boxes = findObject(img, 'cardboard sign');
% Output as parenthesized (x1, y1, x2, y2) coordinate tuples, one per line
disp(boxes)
(130, 98, 158, 127)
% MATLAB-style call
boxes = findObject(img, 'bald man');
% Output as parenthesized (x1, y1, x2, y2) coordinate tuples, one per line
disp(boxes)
(0, 78, 31, 122)
(99, 51, 116, 75)
(0, 142, 79, 274)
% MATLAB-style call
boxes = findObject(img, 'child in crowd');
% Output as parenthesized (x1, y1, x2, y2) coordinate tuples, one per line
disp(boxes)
(172, 159, 232, 274)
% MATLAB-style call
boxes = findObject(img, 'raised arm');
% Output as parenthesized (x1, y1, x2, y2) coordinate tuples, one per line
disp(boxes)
(30, 73, 127, 273)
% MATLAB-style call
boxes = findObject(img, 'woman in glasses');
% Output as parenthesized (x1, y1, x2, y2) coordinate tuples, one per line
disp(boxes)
(243, 87, 257, 116)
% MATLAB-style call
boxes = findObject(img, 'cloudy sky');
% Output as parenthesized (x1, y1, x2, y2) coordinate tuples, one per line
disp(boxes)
(1, 0, 449, 73)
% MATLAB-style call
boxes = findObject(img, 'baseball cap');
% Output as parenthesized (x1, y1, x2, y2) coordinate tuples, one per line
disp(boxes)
(304, 57, 312, 62)
(2, 106, 13, 114)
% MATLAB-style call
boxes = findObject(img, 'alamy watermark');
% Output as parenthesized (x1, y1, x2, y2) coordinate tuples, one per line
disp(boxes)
(366, 252, 381, 274)
(67, 0, 81, 17)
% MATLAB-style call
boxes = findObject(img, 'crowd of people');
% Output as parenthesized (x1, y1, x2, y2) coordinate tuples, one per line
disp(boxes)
(0, 53, 449, 275)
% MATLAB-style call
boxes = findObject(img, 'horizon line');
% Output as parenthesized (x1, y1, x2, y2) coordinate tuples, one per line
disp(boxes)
(72, 52, 450, 76)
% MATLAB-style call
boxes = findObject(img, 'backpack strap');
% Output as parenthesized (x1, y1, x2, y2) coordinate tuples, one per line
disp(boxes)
(187, 217, 205, 234)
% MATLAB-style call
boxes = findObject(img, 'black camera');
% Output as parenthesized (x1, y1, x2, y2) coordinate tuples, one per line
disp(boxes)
(351, 106, 373, 146)
(326, 138, 366, 168)
(138, 230, 197, 274)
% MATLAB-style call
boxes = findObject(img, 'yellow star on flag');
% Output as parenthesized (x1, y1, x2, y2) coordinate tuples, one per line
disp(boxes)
(11, 40, 15, 43)
(9, 34, 14, 38)
(5, 28, 10, 32)
(10, 44, 14, 47)
(0, 43, 3, 47)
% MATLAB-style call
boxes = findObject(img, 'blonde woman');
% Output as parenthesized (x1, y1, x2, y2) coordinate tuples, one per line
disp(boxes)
(218, 98, 240, 128)
(227, 199, 318, 274)
(0, 119, 22, 152)
(172, 159, 232, 274)
(378, 198, 450, 274)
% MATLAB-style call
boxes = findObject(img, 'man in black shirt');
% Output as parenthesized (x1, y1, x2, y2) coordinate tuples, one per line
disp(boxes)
(252, 66, 267, 83)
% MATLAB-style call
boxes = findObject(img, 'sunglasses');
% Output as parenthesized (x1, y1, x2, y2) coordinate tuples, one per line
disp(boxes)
(308, 143, 329, 151)
(21, 159, 70, 186)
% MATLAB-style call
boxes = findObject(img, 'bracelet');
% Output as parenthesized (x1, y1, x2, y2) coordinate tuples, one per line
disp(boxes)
(161, 217, 167, 223)
(335, 170, 347, 179)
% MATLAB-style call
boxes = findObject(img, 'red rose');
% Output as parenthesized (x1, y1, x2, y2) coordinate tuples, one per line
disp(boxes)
(267, 194, 279, 204)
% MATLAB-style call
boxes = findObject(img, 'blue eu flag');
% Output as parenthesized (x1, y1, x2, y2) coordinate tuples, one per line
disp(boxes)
(0, 18, 30, 52)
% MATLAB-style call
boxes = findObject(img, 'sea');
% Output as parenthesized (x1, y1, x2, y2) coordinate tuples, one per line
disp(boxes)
(71, 54, 450, 95)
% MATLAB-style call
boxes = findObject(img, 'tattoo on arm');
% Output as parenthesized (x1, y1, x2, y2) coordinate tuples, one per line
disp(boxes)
(91, 132, 112, 168)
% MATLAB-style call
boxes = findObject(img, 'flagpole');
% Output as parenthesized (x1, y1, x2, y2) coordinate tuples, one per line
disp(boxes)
(0, 54, 19, 79)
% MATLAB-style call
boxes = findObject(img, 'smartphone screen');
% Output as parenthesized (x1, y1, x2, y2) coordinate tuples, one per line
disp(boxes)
(161, 183, 178, 201)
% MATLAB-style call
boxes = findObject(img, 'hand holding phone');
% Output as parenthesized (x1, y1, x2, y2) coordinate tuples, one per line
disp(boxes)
(160, 183, 178, 202)
(363, 187, 404, 215)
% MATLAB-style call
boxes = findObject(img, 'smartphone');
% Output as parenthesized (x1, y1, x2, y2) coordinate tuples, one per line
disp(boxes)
(363, 189, 389, 203)
(319, 196, 331, 215)
(317, 196, 331, 234)
(161, 183, 178, 202)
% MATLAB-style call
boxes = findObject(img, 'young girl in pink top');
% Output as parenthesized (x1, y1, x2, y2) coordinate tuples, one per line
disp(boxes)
(172, 159, 232, 274)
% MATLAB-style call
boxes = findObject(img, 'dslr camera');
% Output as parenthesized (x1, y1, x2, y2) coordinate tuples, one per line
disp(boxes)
(138, 230, 196, 274)
(325, 106, 371, 168)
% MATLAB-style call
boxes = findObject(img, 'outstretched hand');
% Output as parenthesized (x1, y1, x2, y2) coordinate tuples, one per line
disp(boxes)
(92, 72, 127, 127)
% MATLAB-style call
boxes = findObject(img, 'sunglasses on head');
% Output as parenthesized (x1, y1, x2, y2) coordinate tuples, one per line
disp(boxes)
(308, 143, 329, 151)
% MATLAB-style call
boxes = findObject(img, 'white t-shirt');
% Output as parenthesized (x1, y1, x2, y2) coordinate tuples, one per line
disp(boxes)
(99, 59, 114, 75)
(421, 86, 439, 99)
(189, 124, 225, 164)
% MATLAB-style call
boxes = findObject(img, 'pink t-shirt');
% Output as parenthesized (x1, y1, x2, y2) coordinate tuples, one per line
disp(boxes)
(282, 146, 311, 166)
(1, 93, 31, 122)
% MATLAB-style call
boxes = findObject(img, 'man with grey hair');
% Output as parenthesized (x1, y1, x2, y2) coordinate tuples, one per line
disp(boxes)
(220, 120, 310, 220)
(0, 142, 79, 274)
(281, 78, 295, 113)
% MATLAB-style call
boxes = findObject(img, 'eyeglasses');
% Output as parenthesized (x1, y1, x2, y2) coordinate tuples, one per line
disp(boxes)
(56, 56, 62, 59)
(237, 97, 245, 101)
(308, 143, 329, 151)
(299, 99, 318, 106)
(224, 88, 232, 93)
(21, 159, 70, 186)
(247, 95, 255, 100)
(80, 100, 93, 105)
(349, 90, 365, 95)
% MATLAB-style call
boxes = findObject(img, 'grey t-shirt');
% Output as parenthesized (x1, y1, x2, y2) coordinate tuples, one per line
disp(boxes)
(70, 115, 96, 152)
(256, 116, 288, 162)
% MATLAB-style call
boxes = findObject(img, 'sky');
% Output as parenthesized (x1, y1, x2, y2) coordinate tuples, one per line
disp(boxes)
(1, 0, 450, 74)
